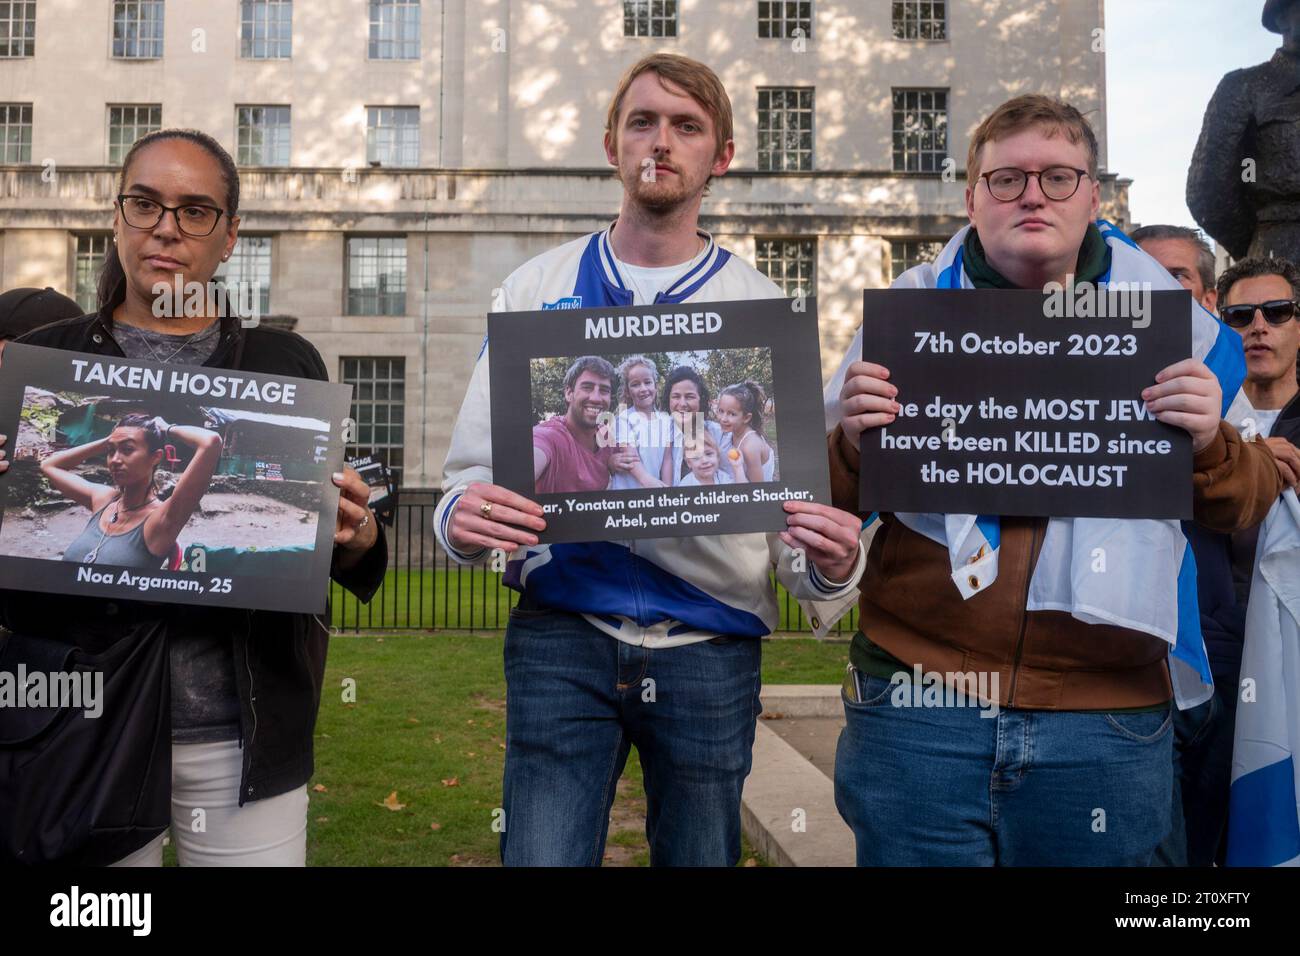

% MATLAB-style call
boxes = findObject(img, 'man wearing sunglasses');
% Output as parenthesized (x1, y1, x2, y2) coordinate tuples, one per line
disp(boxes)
(824, 94, 1282, 866)
(1156, 257, 1300, 867)
(1219, 258, 1300, 462)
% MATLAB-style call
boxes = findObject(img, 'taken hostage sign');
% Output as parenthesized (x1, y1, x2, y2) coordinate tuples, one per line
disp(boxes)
(859, 288, 1193, 519)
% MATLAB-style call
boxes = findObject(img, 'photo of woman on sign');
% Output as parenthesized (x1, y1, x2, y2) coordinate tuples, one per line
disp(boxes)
(43, 412, 223, 569)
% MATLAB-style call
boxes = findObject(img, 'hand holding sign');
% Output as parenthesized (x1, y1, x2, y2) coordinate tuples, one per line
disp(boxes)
(332, 468, 380, 555)
(839, 360, 900, 449)
(779, 500, 862, 582)
(1141, 358, 1222, 453)
(448, 480, 546, 554)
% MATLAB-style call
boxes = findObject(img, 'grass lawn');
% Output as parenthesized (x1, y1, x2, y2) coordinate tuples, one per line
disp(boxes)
(298, 632, 848, 866)
(331, 570, 861, 637)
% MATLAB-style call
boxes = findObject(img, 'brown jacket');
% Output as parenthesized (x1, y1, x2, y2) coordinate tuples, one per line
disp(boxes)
(829, 420, 1283, 709)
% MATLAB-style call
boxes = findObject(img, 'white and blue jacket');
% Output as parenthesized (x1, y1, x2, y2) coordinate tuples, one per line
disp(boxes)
(436, 225, 865, 647)
(824, 220, 1249, 708)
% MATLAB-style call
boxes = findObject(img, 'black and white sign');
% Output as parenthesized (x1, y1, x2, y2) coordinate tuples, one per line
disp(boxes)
(0, 343, 352, 613)
(347, 453, 398, 525)
(859, 288, 1193, 518)
(488, 297, 831, 542)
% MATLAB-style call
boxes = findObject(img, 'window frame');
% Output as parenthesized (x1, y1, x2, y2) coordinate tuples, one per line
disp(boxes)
(345, 235, 408, 317)
(755, 236, 817, 298)
(756, 86, 815, 172)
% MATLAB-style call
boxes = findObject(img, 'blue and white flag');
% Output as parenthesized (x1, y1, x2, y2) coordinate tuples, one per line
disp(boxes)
(1227, 490, 1300, 867)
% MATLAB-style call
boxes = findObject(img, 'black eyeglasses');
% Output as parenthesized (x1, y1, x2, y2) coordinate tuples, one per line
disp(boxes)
(1221, 300, 1300, 328)
(979, 166, 1090, 202)
(117, 194, 226, 238)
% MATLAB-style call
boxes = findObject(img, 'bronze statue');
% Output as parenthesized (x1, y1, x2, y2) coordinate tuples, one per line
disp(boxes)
(1188, 0, 1300, 263)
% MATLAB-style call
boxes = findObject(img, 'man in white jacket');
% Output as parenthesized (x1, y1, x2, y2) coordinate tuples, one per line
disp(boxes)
(434, 53, 865, 866)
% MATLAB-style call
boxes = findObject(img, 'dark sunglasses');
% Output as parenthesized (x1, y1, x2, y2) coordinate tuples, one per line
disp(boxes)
(1221, 300, 1299, 328)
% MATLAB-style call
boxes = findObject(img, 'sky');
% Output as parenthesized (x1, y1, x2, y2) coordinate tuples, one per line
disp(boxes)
(1104, 0, 1280, 232)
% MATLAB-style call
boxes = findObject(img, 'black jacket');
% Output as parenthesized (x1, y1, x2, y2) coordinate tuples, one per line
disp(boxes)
(1, 308, 386, 808)
(1184, 390, 1300, 682)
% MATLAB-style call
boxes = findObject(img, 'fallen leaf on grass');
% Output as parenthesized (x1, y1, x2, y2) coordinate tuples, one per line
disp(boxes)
(407, 717, 420, 724)
(441, 777, 460, 788)
(430, 822, 442, 831)
(317, 816, 329, 823)
(744, 858, 758, 867)
(312, 784, 328, 793)
(376, 790, 407, 811)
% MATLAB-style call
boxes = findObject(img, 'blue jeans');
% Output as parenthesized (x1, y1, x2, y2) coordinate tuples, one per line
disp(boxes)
(834, 670, 1173, 866)
(500, 607, 762, 866)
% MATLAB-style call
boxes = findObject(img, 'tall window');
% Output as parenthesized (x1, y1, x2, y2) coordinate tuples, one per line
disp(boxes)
(891, 89, 947, 173)
(240, 0, 292, 59)
(366, 106, 419, 167)
(889, 239, 945, 281)
(0, 2, 36, 57)
(341, 357, 406, 483)
(0, 103, 32, 162)
(107, 105, 161, 165)
(347, 237, 406, 316)
(892, 0, 946, 40)
(237, 106, 291, 166)
(74, 235, 111, 312)
(757, 87, 814, 172)
(758, 1, 811, 39)
(756, 238, 816, 297)
(112, 1, 165, 58)
(216, 236, 273, 316)
(368, 0, 419, 59)
(623, 1, 677, 37)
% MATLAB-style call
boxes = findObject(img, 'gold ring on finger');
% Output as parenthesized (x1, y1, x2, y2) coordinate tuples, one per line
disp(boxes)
(480, 501, 493, 519)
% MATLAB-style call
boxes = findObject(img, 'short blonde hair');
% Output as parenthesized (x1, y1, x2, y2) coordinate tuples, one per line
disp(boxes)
(606, 53, 734, 160)
(967, 94, 1099, 187)
(683, 425, 721, 460)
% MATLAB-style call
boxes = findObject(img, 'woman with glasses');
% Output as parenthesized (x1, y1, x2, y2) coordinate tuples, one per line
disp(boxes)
(0, 128, 388, 866)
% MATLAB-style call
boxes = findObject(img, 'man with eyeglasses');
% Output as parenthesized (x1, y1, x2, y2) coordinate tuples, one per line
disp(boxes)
(824, 95, 1282, 866)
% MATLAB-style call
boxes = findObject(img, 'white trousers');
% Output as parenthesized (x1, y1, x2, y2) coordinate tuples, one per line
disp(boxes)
(111, 739, 308, 867)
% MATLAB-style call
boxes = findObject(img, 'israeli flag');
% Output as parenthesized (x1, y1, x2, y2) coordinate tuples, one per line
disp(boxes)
(1227, 490, 1300, 867)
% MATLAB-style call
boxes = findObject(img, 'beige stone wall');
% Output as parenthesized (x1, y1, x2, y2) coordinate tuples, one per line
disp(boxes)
(0, 0, 1123, 487)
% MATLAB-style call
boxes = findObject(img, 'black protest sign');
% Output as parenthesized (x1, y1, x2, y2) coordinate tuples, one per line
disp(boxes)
(0, 343, 352, 613)
(488, 297, 830, 542)
(858, 288, 1194, 518)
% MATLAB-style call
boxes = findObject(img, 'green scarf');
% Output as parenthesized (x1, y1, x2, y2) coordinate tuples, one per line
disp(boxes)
(962, 223, 1111, 289)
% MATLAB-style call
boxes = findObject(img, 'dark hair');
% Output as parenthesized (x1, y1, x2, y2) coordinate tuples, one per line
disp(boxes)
(660, 365, 712, 416)
(112, 413, 166, 495)
(115, 414, 166, 453)
(562, 355, 616, 392)
(720, 381, 767, 437)
(1216, 256, 1300, 308)
(98, 128, 241, 314)
(1130, 224, 1217, 295)
(0, 287, 83, 340)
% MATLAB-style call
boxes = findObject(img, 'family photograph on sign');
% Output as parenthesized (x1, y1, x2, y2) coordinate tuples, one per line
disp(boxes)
(528, 348, 778, 496)
(487, 296, 834, 542)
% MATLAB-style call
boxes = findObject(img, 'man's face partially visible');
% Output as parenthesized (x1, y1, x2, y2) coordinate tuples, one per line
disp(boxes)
(564, 371, 613, 430)
(965, 126, 1100, 284)
(1139, 237, 1218, 313)
(604, 71, 733, 213)
(1226, 274, 1300, 387)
